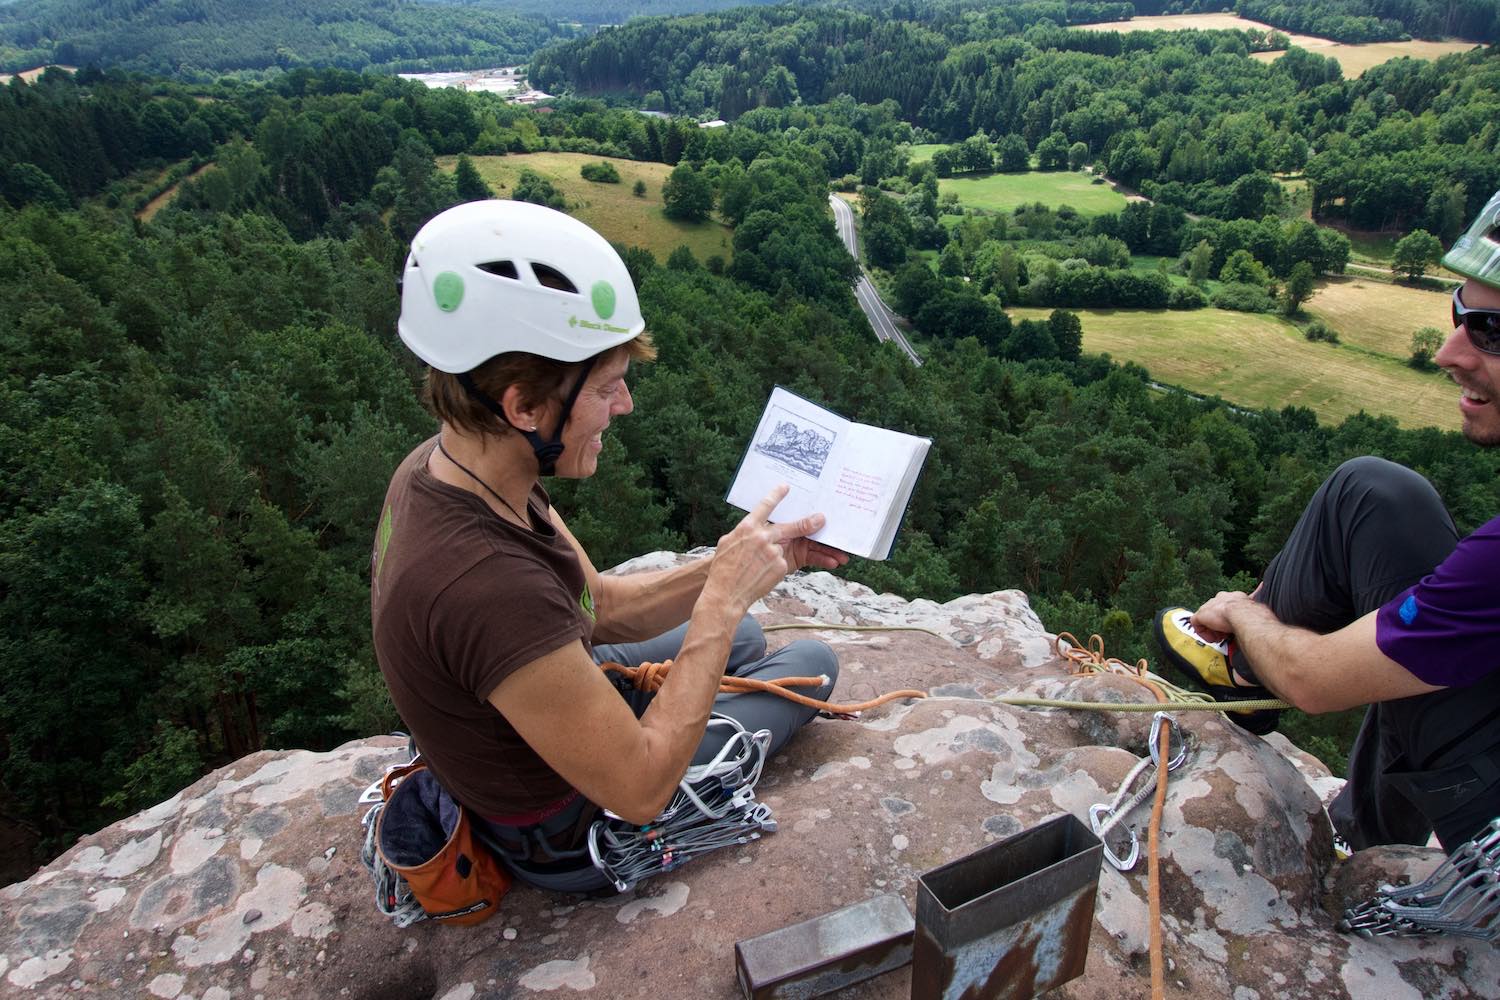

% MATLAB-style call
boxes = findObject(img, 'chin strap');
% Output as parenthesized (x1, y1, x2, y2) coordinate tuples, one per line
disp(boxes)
(456, 356, 597, 476)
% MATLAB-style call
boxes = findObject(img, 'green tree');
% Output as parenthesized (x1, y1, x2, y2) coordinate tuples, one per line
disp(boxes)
(454, 154, 493, 201)
(1219, 249, 1269, 287)
(1188, 240, 1214, 286)
(996, 134, 1029, 173)
(1409, 326, 1445, 369)
(633, 178, 647, 197)
(512, 168, 565, 210)
(1281, 261, 1316, 315)
(1392, 229, 1442, 282)
(938, 240, 965, 277)
(662, 162, 713, 221)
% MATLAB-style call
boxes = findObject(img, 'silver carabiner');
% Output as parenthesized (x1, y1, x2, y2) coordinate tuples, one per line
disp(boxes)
(1149, 712, 1187, 771)
(1088, 802, 1140, 871)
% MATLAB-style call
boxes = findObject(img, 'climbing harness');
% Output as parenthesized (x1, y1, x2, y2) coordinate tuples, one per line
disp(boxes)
(588, 715, 779, 892)
(1089, 712, 1191, 871)
(1339, 818, 1500, 940)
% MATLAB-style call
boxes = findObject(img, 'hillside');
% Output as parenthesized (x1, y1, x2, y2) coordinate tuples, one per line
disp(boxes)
(0, 0, 568, 76)
(0, 0, 800, 76)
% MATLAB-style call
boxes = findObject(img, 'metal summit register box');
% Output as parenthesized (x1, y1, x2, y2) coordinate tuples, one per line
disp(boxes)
(910, 813, 1104, 1000)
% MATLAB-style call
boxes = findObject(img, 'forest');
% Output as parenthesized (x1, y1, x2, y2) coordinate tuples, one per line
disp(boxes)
(5, 2, 1497, 80)
(0, 0, 575, 77)
(2, 6, 1499, 879)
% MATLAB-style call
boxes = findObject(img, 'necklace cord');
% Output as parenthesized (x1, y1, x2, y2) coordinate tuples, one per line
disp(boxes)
(436, 438, 531, 527)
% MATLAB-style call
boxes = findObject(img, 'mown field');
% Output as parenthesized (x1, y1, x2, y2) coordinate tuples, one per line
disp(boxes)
(1304, 275, 1453, 357)
(937, 170, 1127, 217)
(1077, 12, 1478, 77)
(1010, 305, 1460, 431)
(439, 152, 734, 263)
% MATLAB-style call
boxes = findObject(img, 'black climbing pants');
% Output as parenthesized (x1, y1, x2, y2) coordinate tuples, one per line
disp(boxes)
(1239, 456, 1500, 853)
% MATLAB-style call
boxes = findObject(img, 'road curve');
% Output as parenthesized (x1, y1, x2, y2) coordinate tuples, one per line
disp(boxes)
(828, 194, 922, 366)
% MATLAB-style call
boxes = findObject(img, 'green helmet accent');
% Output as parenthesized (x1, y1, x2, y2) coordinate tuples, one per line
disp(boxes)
(1442, 189, 1500, 290)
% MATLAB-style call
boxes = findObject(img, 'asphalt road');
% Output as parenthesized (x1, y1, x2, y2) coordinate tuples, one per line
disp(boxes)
(828, 194, 922, 366)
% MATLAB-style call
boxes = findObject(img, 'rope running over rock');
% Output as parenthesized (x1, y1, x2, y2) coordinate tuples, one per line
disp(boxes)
(599, 659, 926, 715)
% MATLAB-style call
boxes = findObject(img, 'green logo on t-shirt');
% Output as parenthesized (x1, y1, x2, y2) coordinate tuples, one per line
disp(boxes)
(375, 504, 394, 579)
(580, 581, 596, 622)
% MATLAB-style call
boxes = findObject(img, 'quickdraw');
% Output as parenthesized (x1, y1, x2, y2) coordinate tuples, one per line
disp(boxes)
(1339, 818, 1500, 940)
(1089, 712, 1191, 871)
(588, 715, 779, 893)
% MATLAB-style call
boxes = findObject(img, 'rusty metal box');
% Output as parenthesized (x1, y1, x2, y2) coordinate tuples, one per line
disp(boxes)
(911, 813, 1103, 1000)
(735, 892, 915, 999)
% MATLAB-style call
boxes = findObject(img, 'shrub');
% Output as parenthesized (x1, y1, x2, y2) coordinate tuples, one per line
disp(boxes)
(1167, 284, 1207, 310)
(1211, 282, 1276, 313)
(580, 161, 621, 183)
(1303, 319, 1340, 344)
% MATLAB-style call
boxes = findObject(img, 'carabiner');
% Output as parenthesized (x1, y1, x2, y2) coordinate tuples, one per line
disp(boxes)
(1149, 712, 1187, 771)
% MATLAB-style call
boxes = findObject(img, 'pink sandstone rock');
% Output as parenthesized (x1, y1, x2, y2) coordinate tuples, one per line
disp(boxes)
(2, 562, 1494, 999)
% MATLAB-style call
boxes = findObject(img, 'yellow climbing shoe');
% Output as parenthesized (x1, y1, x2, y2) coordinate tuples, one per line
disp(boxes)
(1154, 607, 1280, 736)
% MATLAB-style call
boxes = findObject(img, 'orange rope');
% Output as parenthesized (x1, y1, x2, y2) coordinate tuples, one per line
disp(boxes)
(1054, 634, 1170, 1000)
(599, 659, 927, 715)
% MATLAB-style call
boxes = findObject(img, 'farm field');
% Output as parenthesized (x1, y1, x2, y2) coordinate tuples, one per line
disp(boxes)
(440, 152, 733, 264)
(1077, 13, 1479, 77)
(1009, 305, 1459, 431)
(937, 170, 1126, 217)
(1304, 276, 1452, 358)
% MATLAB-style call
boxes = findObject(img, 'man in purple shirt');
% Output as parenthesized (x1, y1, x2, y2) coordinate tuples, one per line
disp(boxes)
(1157, 189, 1500, 854)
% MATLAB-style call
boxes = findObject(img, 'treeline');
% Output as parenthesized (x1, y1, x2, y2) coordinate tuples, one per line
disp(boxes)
(0, 0, 573, 77)
(4, 69, 1499, 877)
(1238, 0, 1500, 44)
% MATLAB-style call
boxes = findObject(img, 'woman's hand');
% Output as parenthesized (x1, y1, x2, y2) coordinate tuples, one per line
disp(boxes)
(705, 485, 834, 613)
(782, 535, 849, 572)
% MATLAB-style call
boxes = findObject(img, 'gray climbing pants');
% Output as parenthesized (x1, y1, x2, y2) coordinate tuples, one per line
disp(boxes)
(1239, 456, 1500, 853)
(475, 616, 837, 892)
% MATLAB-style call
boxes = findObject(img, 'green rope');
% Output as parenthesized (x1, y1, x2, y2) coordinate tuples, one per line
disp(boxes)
(760, 622, 1293, 714)
(763, 622, 945, 639)
(997, 696, 1291, 712)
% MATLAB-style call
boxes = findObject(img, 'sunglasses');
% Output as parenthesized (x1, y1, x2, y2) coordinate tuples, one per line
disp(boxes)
(1452, 286, 1500, 356)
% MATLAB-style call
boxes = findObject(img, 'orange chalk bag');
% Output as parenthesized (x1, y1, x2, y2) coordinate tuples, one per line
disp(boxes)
(360, 759, 511, 927)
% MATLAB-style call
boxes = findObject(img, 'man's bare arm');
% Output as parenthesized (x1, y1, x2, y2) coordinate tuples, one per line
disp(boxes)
(1192, 592, 1442, 713)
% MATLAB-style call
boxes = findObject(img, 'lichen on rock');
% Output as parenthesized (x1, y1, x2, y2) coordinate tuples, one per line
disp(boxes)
(1, 564, 1493, 999)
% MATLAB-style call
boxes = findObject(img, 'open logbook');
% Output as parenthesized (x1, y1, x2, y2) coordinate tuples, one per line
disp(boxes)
(726, 387, 931, 560)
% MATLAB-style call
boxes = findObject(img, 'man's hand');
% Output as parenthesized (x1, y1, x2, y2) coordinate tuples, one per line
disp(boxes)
(1191, 590, 1257, 643)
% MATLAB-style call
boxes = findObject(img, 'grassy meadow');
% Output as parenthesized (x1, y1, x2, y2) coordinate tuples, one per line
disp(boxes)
(938, 170, 1127, 217)
(1304, 275, 1453, 357)
(440, 152, 734, 263)
(1077, 12, 1478, 77)
(1010, 305, 1460, 431)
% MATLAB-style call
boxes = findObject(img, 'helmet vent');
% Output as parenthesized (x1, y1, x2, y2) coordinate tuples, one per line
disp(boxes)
(477, 260, 520, 280)
(530, 263, 578, 294)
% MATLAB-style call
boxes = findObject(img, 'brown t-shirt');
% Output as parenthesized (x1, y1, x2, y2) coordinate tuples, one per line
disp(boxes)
(370, 437, 595, 817)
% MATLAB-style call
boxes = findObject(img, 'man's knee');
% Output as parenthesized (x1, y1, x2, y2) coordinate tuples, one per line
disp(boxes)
(1328, 456, 1443, 516)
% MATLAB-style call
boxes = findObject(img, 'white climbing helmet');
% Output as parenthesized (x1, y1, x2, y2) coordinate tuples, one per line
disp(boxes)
(398, 200, 646, 373)
(1442, 189, 1500, 292)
